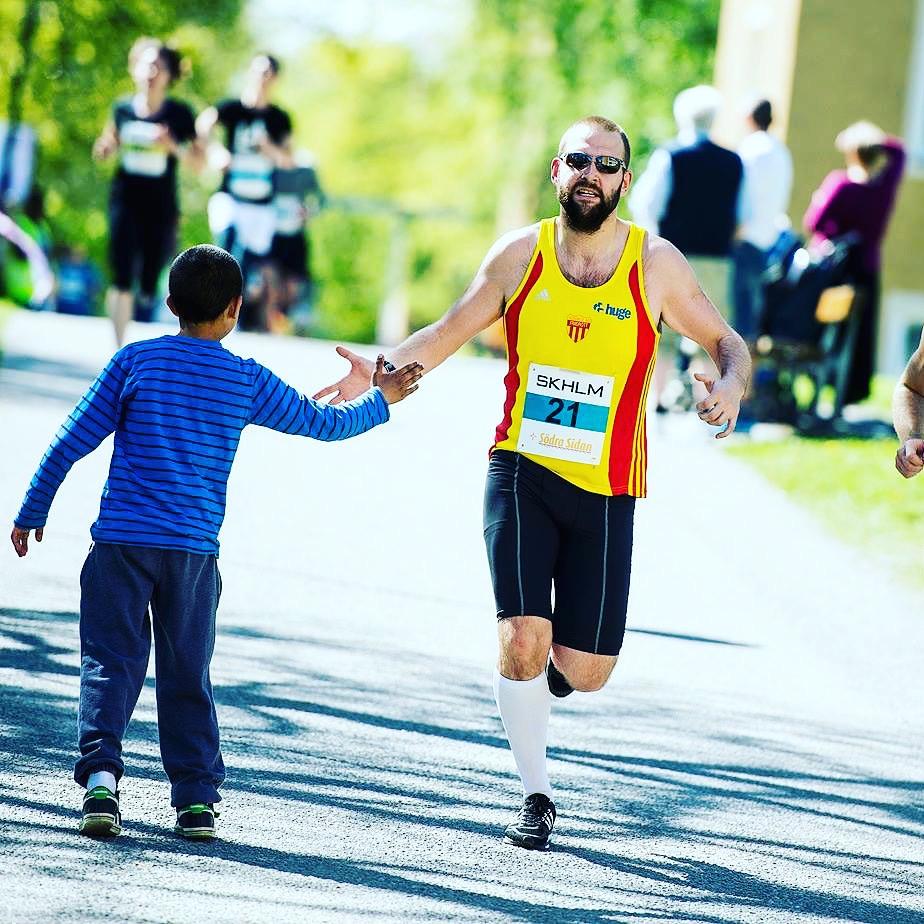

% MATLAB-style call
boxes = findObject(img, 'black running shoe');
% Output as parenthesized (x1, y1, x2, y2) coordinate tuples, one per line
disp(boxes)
(546, 659, 574, 698)
(174, 803, 218, 840)
(504, 793, 556, 850)
(79, 786, 122, 837)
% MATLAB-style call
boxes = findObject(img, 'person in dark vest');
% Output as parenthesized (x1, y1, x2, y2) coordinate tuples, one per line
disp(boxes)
(630, 85, 746, 410)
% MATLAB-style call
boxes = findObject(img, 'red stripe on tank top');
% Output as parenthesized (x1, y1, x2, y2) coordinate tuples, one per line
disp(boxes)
(609, 261, 656, 494)
(493, 252, 544, 447)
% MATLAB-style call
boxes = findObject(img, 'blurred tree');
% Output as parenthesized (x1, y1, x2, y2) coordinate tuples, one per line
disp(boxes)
(281, 0, 719, 339)
(0, 0, 719, 339)
(473, 0, 722, 230)
(0, 0, 247, 275)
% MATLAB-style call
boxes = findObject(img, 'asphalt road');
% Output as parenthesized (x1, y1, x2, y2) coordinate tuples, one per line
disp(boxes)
(1, 311, 922, 924)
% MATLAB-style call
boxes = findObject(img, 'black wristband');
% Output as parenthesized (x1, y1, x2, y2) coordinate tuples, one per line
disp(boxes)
(383, 359, 396, 373)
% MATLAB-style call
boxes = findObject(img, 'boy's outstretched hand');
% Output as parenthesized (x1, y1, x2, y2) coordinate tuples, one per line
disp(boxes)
(11, 525, 43, 558)
(372, 354, 423, 404)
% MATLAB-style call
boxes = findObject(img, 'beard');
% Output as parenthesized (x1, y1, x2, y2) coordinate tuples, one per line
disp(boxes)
(558, 182, 621, 233)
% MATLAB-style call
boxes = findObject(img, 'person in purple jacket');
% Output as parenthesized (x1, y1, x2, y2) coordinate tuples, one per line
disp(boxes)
(10, 244, 422, 841)
(804, 122, 906, 404)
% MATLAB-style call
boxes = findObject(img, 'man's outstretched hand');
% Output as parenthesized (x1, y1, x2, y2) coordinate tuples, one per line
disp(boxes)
(313, 346, 376, 405)
(372, 355, 423, 404)
(11, 525, 43, 558)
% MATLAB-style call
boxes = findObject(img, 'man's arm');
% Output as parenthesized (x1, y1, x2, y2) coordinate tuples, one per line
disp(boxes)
(261, 110, 295, 169)
(196, 106, 232, 172)
(195, 106, 220, 143)
(313, 227, 536, 404)
(650, 238, 751, 438)
(893, 328, 924, 478)
(155, 124, 205, 173)
(181, 137, 207, 173)
(171, 105, 205, 173)
(92, 119, 119, 161)
(259, 133, 295, 169)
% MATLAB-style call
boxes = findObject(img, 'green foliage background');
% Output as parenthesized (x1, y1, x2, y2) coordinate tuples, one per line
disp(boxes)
(1, 0, 720, 340)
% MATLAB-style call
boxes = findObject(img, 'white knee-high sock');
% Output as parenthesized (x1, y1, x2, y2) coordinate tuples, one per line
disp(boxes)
(493, 669, 552, 799)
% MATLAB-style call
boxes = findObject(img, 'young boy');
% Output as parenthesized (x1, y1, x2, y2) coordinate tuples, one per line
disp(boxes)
(10, 244, 422, 840)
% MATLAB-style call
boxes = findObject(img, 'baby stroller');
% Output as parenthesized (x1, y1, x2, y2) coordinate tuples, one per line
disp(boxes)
(746, 232, 861, 428)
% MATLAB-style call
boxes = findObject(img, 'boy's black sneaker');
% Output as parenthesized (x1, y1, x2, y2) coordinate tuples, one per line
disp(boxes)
(79, 786, 121, 837)
(175, 803, 218, 840)
(503, 793, 556, 850)
(546, 659, 574, 698)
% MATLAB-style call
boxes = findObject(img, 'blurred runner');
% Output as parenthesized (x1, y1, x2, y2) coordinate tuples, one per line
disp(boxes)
(197, 53, 294, 331)
(269, 156, 326, 333)
(93, 38, 202, 345)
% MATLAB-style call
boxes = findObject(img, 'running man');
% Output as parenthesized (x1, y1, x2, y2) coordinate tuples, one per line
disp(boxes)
(196, 53, 293, 331)
(893, 328, 924, 478)
(315, 116, 751, 850)
(94, 38, 203, 345)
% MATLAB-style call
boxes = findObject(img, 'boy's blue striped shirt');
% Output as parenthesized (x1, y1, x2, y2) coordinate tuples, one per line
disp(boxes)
(15, 335, 390, 554)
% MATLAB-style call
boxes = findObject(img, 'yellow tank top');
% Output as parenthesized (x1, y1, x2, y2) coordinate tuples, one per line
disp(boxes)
(493, 218, 659, 497)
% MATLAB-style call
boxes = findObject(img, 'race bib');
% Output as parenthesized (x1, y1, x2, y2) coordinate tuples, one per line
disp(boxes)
(516, 363, 613, 466)
(120, 120, 168, 177)
(229, 152, 274, 201)
(273, 193, 304, 235)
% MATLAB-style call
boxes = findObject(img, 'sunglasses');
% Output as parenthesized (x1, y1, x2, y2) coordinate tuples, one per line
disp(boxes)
(559, 151, 627, 174)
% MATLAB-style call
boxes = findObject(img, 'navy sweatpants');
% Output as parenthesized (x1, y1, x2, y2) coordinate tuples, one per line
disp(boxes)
(75, 542, 225, 807)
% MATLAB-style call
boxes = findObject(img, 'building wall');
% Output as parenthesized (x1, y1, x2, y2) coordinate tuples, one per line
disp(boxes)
(789, 0, 918, 283)
(789, 0, 922, 370)
(713, 0, 802, 149)
(717, 0, 924, 371)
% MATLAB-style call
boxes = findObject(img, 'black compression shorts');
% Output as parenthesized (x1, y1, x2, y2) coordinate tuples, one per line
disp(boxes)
(483, 449, 635, 656)
(270, 232, 309, 279)
(108, 198, 176, 299)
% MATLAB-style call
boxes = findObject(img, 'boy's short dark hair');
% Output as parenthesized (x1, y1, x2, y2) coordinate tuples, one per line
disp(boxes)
(168, 245, 243, 324)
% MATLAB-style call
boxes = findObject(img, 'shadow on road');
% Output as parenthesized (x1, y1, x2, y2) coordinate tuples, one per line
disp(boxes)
(1, 605, 921, 922)
(626, 628, 757, 648)
(0, 353, 98, 406)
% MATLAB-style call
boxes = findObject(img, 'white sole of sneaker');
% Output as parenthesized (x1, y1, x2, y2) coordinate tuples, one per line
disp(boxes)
(79, 814, 121, 837)
(174, 826, 216, 840)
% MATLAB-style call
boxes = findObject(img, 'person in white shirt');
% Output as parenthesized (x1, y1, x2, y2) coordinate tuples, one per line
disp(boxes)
(629, 85, 747, 410)
(733, 99, 793, 338)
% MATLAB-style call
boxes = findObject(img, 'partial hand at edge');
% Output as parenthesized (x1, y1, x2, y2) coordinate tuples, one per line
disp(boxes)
(895, 439, 924, 479)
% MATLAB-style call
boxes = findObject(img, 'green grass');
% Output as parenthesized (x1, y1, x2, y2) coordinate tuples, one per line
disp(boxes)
(727, 436, 922, 587)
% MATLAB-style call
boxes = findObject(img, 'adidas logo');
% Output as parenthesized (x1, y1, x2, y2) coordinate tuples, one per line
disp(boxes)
(536, 289, 551, 301)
